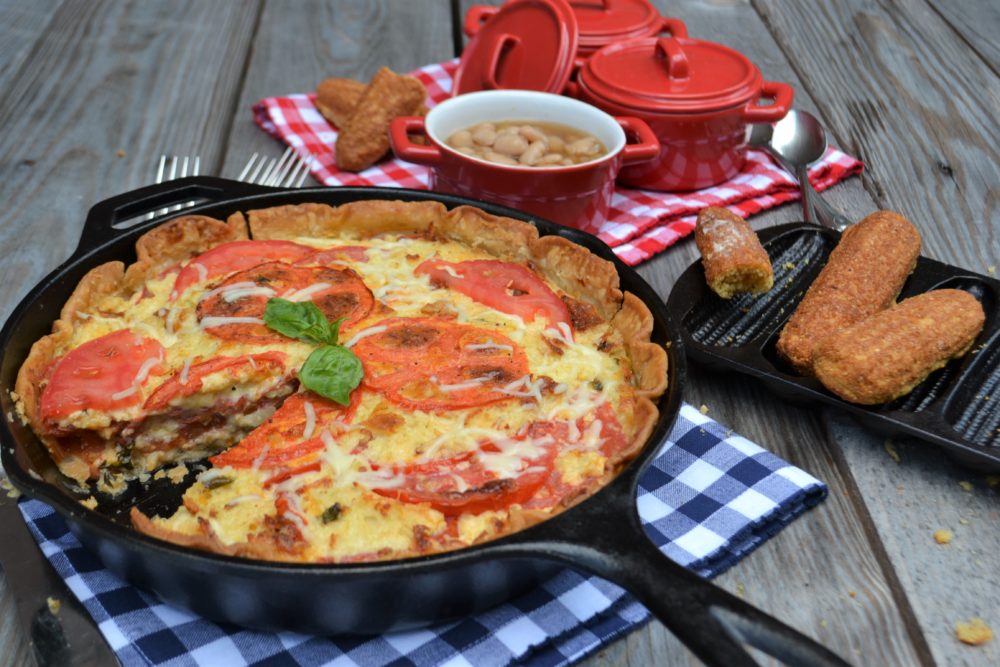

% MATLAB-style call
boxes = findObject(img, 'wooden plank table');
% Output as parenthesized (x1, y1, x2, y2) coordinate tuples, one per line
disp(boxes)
(0, 1, 996, 665)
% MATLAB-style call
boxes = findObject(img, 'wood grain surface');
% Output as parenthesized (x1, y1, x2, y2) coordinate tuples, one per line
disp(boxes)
(1, 0, 998, 665)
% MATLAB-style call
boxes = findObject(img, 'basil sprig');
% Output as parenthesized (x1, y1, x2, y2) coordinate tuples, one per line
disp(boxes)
(263, 298, 362, 406)
(264, 298, 343, 345)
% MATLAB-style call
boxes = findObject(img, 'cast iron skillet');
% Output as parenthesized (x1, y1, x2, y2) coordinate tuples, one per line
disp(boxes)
(0, 178, 847, 667)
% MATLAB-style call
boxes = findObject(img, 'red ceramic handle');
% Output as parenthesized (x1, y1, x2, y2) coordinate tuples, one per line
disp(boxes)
(659, 17, 688, 39)
(484, 33, 520, 90)
(742, 81, 795, 122)
(463, 5, 498, 37)
(655, 37, 689, 79)
(617, 117, 660, 164)
(569, 0, 612, 9)
(389, 117, 441, 165)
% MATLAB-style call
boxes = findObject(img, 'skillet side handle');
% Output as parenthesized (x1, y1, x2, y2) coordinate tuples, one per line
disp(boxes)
(519, 510, 850, 667)
(74, 176, 274, 260)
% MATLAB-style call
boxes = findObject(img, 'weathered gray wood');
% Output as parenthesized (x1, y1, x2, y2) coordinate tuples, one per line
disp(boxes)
(0, 563, 32, 667)
(0, 0, 63, 94)
(219, 0, 456, 176)
(925, 0, 1000, 76)
(754, 0, 1000, 270)
(0, 0, 261, 323)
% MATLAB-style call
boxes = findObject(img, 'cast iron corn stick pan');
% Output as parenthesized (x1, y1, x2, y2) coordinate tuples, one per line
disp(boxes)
(667, 223, 1000, 471)
(0, 178, 848, 667)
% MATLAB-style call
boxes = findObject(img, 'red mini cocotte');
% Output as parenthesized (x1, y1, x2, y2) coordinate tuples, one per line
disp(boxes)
(390, 90, 659, 234)
(571, 36, 795, 191)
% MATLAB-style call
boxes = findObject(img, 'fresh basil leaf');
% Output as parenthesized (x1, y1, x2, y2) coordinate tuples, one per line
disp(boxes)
(299, 345, 363, 406)
(263, 298, 342, 345)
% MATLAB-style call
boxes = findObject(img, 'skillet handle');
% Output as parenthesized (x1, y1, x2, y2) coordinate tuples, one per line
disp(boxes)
(73, 176, 275, 259)
(514, 508, 850, 667)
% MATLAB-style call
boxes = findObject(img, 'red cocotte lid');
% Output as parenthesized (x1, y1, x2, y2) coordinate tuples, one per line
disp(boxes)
(454, 0, 578, 95)
(578, 36, 765, 113)
(573, 0, 675, 51)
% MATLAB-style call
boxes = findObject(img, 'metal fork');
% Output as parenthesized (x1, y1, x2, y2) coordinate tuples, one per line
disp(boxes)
(148, 155, 201, 220)
(238, 146, 315, 187)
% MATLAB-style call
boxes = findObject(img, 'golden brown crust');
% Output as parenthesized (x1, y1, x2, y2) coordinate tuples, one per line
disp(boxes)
(248, 201, 447, 240)
(627, 341, 669, 398)
(15, 261, 127, 437)
(436, 205, 538, 262)
(529, 235, 623, 321)
(776, 210, 922, 375)
(335, 67, 427, 171)
(812, 289, 985, 404)
(695, 207, 773, 299)
(124, 214, 248, 291)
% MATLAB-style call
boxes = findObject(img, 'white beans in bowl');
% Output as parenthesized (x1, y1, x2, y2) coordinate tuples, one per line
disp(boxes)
(446, 121, 608, 166)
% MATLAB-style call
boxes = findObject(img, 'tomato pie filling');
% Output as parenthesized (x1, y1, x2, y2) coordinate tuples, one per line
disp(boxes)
(15, 202, 666, 563)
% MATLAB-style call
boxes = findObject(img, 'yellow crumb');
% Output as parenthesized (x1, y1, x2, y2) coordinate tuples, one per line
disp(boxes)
(959, 480, 974, 493)
(884, 440, 901, 464)
(79, 496, 98, 510)
(783, 262, 796, 270)
(848, 590, 857, 598)
(166, 464, 189, 484)
(1, 478, 20, 499)
(959, 517, 970, 525)
(46, 597, 61, 614)
(699, 404, 709, 415)
(955, 617, 993, 646)
(987, 265, 996, 275)
(820, 619, 828, 628)
(934, 529, 953, 545)
(115, 149, 126, 158)
(735, 583, 745, 598)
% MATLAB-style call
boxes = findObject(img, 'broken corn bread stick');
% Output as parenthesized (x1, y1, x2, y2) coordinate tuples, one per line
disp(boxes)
(776, 210, 921, 375)
(813, 289, 985, 404)
(335, 67, 427, 172)
(694, 206, 773, 299)
(316, 77, 367, 128)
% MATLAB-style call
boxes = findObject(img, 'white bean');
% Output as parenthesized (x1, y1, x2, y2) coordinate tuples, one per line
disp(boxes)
(472, 125, 497, 146)
(519, 141, 547, 166)
(493, 133, 529, 157)
(448, 130, 473, 149)
(567, 137, 601, 157)
(484, 150, 519, 166)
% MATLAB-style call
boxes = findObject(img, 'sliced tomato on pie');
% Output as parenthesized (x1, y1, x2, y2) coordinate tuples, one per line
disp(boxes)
(143, 352, 287, 412)
(416, 259, 572, 330)
(209, 390, 361, 470)
(196, 262, 374, 343)
(39, 329, 165, 422)
(170, 240, 316, 300)
(372, 439, 557, 516)
(353, 318, 530, 411)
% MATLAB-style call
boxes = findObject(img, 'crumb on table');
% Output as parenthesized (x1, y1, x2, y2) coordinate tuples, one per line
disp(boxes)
(955, 617, 993, 646)
(959, 480, 974, 492)
(46, 597, 61, 614)
(699, 404, 709, 415)
(934, 529, 953, 545)
(884, 440, 901, 464)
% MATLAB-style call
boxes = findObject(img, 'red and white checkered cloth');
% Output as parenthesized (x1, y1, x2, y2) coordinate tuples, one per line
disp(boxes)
(252, 59, 863, 266)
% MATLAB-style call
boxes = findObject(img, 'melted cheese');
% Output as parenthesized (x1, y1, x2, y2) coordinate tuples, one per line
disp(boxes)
(44, 225, 646, 564)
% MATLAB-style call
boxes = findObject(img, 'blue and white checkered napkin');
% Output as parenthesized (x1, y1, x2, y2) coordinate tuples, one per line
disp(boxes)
(19, 403, 826, 667)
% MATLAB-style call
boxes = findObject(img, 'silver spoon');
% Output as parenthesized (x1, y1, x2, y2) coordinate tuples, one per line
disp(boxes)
(749, 110, 852, 231)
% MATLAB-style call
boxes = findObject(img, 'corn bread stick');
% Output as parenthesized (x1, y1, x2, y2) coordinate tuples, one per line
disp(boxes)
(813, 289, 985, 404)
(776, 210, 921, 374)
(694, 207, 773, 299)
(315, 78, 367, 128)
(335, 67, 427, 172)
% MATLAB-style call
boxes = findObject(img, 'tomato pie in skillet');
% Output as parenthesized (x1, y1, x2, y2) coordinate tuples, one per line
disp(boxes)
(14, 201, 667, 563)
